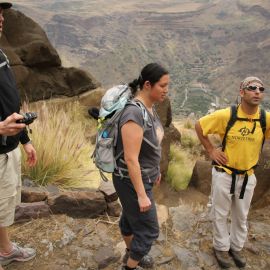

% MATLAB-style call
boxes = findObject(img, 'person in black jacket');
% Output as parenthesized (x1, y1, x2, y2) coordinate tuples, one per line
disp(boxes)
(0, 2, 37, 268)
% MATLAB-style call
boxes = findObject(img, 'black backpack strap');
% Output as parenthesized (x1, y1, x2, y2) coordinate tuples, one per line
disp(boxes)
(222, 105, 238, 151)
(259, 108, 266, 151)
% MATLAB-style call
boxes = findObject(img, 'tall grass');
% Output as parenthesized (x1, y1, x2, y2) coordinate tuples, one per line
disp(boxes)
(166, 143, 193, 191)
(183, 118, 194, 129)
(181, 131, 203, 157)
(21, 101, 100, 188)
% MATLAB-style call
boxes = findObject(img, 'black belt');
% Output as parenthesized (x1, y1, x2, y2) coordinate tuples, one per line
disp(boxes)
(215, 167, 226, 173)
(214, 166, 249, 199)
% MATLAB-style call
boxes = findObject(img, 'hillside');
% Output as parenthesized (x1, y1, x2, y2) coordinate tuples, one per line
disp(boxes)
(14, 0, 270, 116)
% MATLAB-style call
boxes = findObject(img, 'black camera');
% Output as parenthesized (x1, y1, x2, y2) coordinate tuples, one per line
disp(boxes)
(16, 112, 38, 125)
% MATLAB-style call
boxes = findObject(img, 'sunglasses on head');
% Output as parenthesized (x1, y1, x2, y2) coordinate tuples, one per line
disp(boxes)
(245, 85, 265, 92)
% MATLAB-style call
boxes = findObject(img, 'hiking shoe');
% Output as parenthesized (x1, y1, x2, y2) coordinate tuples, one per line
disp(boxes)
(0, 243, 36, 266)
(122, 249, 154, 268)
(213, 249, 233, 269)
(229, 249, 246, 268)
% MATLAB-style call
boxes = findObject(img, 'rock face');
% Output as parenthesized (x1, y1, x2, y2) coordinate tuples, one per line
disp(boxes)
(155, 97, 181, 179)
(15, 202, 50, 223)
(0, 9, 100, 102)
(253, 142, 270, 206)
(47, 191, 107, 218)
(189, 160, 212, 196)
(18, 183, 121, 222)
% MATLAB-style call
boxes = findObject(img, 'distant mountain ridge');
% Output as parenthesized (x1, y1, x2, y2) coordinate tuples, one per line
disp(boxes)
(15, 0, 270, 116)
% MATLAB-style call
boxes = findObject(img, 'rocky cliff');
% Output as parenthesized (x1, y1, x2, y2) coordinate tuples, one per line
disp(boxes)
(0, 9, 100, 102)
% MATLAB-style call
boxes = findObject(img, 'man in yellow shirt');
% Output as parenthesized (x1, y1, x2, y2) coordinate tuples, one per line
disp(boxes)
(195, 77, 270, 268)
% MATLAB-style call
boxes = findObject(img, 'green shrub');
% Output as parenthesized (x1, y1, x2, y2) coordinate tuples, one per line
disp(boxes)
(166, 144, 192, 191)
(183, 119, 194, 129)
(169, 143, 184, 162)
(181, 132, 200, 149)
(21, 101, 100, 188)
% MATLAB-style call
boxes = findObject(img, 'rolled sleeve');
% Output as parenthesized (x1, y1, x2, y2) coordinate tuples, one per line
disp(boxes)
(199, 108, 230, 136)
(19, 128, 30, 145)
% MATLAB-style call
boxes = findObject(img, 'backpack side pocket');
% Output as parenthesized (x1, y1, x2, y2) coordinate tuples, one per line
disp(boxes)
(95, 137, 115, 173)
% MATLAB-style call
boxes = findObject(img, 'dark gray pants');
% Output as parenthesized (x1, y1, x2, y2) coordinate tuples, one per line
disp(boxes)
(113, 174, 159, 261)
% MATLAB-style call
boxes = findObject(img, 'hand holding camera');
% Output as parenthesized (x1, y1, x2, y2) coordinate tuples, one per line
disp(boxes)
(16, 112, 37, 125)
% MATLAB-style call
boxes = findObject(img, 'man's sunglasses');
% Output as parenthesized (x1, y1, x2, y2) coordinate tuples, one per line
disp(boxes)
(245, 85, 265, 92)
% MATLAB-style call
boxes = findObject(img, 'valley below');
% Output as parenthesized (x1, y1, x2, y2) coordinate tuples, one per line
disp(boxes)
(14, 0, 270, 117)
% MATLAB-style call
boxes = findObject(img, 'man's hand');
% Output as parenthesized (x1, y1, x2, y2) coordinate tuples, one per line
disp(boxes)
(23, 143, 37, 167)
(209, 148, 228, 165)
(138, 194, 151, 212)
(0, 113, 26, 136)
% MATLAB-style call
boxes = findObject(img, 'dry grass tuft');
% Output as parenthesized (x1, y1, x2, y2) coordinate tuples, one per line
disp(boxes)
(21, 101, 100, 188)
(166, 143, 193, 191)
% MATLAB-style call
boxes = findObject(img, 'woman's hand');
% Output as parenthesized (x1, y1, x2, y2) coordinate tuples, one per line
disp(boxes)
(138, 194, 151, 212)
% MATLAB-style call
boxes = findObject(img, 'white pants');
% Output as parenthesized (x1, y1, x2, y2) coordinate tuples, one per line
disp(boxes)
(210, 168, 256, 251)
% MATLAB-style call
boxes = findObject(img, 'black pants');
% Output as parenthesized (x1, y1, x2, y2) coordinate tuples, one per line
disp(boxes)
(113, 174, 159, 261)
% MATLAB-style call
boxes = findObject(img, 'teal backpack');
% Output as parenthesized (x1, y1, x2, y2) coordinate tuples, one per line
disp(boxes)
(91, 85, 149, 181)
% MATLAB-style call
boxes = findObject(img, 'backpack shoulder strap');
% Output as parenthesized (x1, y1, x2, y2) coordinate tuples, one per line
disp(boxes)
(222, 105, 238, 151)
(260, 108, 266, 134)
(125, 100, 159, 150)
(260, 107, 266, 151)
(127, 99, 149, 130)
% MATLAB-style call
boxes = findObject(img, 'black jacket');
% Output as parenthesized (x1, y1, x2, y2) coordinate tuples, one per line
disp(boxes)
(0, 49, 29, 154)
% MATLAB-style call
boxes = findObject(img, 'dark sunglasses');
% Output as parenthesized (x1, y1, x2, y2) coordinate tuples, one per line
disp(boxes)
(245, 85, 265, 92)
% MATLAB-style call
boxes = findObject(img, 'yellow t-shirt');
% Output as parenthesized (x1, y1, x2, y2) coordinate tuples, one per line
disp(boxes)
(199, 106, 270, 175)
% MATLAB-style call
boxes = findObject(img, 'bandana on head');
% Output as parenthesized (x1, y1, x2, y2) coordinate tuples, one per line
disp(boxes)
(240, 76, 263, 90)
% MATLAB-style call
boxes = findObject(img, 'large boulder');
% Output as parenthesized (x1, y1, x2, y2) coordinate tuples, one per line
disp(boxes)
(155, 97, 172, 127)
(155, 97, 181, 179)
(0, 9, 100, 102)
(253, 142, 270, 204)
(189, 160, 212, 196)
(160, 126, 180, 180)
(47, 191, 107, 218)
(15, 202, 50, 223)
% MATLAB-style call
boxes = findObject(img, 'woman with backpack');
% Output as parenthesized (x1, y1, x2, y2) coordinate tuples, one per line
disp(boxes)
(113, 63, 169, 270)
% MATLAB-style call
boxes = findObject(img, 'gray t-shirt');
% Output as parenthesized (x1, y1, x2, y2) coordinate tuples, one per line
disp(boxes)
(115, 102, 164, 183)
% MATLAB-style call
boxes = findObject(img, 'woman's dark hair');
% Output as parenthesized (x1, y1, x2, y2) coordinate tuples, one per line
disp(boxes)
(129, 63, 168, 96)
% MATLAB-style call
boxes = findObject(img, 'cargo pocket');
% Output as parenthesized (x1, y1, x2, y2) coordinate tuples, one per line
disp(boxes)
(0, 153, 15, 199)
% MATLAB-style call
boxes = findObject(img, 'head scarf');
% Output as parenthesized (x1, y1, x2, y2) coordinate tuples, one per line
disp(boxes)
(240, 76, 263, 90)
